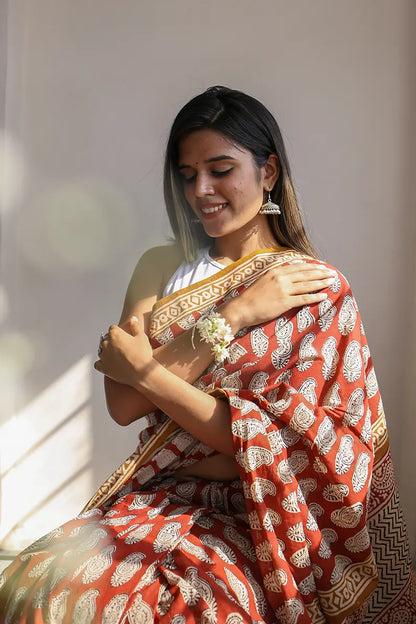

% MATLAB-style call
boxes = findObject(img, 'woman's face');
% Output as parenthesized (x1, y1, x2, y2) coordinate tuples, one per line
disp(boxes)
(178, 129, 271, 241)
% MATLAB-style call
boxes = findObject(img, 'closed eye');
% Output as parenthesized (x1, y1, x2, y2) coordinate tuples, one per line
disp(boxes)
(212, 168, 233, 177)
(182, 174, 196, 183)
(182, 168, 233, 184)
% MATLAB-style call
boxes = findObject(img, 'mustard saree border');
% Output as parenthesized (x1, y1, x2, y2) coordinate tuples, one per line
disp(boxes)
(81, 418, 179, 512)
(150, 247, 306, 338)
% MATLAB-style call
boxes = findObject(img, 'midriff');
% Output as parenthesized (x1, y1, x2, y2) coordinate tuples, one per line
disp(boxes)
(173, 453, 240, 481)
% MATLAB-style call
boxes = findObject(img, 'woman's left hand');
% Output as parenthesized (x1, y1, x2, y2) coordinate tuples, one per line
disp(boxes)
(94, 316, 153, 387)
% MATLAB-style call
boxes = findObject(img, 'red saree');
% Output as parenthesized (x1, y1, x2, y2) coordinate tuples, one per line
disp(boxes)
(1, 248, 415, 623)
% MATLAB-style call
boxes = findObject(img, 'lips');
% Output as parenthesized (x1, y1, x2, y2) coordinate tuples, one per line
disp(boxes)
(200, 202, 228, 215)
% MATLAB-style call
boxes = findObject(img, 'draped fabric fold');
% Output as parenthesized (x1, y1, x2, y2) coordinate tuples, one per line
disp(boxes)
(1, 248, 415, 623)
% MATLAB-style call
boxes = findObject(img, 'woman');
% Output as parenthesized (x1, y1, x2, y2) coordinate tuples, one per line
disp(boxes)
(1, 87, 415, 623)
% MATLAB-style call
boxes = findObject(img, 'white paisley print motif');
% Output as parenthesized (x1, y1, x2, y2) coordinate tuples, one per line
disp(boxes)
(296, 333, 318, 372)
(331, 503, 364, 529)
(289, 403, 316, 435)
(101, 594, 129, 624)
(338, 294, 357, 335)
(343, 341, 362, 383)
(297, 377, 317, 406)
(343, 388, 365, 427)
(153, 522, 182, 552)
(323, 381, 341, 408)
(73, 545, 115, 584)
(110, 552, 146, 587)
(297, 306, 315, 332)
(314, 417, 337, 455)
(352, 452, 371, 493)
(250, 326, 269, 358)
(335, 434, 355, 475)
(321, 336, 339, 380)
(272, 317, 293, 369)
(318, 297, 337, 331)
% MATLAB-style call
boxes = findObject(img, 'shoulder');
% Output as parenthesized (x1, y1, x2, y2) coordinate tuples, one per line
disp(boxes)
(307, 261, 360, 334)
(299, 257, 353, 298)
(319, 261, 352, 300)
(281, 253, 353, 300)
(135, 243, 184, 271)
(131, 243, 184, 285)
(121, 243, 184, 322)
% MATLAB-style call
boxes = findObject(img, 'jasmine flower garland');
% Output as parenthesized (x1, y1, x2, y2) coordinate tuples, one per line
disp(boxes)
(192, 312, 235, 363)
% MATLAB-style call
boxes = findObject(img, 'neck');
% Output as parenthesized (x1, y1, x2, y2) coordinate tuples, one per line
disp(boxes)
(210, 224, 281, 264)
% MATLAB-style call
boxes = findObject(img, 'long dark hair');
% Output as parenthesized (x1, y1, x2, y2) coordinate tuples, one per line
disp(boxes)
(164, 86, 317, 261)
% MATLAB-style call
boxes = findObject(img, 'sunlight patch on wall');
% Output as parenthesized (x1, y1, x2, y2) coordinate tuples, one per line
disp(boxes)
(18, 178, 136, 276)
(0, 130, 26, 216)
(0, 356, 93, 551)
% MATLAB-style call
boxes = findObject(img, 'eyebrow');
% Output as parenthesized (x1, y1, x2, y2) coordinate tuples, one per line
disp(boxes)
(178, 155, 236, 170)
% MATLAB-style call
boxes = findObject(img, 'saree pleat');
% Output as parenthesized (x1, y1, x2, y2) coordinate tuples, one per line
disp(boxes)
(0, 248, 415, 624)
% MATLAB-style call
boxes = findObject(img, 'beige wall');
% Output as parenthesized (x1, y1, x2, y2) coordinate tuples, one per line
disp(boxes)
(1, 0, 415, 553)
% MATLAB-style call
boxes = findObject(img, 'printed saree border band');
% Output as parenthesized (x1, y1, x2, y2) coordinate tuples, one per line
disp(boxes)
(316, 555, 378, 623)
(150, 247, 305, 337)
(81, 417, 179, 512)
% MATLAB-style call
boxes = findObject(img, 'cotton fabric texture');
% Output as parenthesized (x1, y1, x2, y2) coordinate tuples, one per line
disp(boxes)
(162, 247, 223, 298)
(0, 248, 415, 624)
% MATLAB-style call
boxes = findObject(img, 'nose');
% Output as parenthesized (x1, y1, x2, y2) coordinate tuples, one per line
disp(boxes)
(194, 173, 214, 197)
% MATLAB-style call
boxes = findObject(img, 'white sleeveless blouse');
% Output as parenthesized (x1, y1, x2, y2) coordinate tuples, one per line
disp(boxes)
(162, 247, 224, 298)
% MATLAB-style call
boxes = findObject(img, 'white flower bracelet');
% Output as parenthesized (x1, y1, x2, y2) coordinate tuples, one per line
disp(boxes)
(191, 311, 234, 363)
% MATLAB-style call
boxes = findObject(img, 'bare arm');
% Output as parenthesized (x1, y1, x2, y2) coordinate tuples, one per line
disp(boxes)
(104, 252, 337, 426)
(97, 316, 235, 453)
(134, 358, 235, 455)
(104, 244, 220, 425)
(104, 325, 216, 425)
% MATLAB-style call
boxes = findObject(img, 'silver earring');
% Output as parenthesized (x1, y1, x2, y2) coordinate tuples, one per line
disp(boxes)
(259, 191, 281, 215)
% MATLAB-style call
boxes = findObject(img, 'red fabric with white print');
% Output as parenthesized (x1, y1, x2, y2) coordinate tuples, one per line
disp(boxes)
(190, 265, 380, 622)
(1, 250, 415, 624)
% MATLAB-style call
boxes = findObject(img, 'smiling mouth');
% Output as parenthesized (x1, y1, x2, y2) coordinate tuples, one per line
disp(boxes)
(200, 203, 228, 214)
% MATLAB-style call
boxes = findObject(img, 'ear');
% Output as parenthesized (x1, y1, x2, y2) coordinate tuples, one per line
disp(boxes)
(262, 154, 280, 191)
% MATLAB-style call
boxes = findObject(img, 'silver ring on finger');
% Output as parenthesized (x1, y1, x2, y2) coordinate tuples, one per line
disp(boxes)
(97, 332, 108, 358)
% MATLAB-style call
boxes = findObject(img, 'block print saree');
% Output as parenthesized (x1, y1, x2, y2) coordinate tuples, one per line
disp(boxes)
(0, 247, 415, 624)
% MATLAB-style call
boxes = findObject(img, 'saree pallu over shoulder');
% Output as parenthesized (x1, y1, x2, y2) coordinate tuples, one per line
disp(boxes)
(82, 247, 415, 622)
(82, 247, 304, 512)
(2, 247, 415, 624)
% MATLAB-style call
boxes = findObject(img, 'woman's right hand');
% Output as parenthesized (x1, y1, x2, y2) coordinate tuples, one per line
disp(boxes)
(220, 263, 337, 333)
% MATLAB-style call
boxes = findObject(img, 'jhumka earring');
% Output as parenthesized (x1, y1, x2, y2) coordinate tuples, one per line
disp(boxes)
(259, 190, 281, 215)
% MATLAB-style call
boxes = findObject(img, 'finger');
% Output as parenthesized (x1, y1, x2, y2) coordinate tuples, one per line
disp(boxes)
(106, 324, 124, 341)
(291, 277, 336, 295)
(120, 319, 133, 336)
(94, 360, 104, 373)
(127, 315, 140, 336)
(274, 263, 328, 275)
(270, 265, 336, 282)
(285, 270, 337, 285)
(292, 292, 329, 306)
